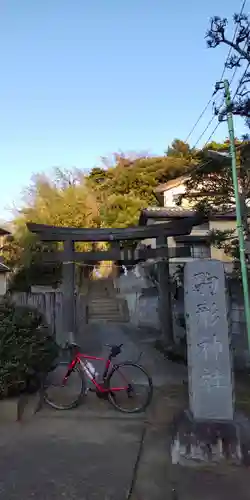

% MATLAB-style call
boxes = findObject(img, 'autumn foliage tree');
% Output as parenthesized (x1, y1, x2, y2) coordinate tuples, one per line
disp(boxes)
(180, 138, 250, 260)
(2, 141, 197, 289)
(2, 168, 102, 290)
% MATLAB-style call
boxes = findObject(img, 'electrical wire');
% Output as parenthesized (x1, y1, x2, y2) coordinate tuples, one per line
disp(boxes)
(202, 60, 250, 148)
(220, 0, 246, 81)
(232, 62, 250, 101)
(193, 116, 216, 148)
(185, 0, 247, 144)
(202, 122, 221, 149)
(185, 99, 214, 143)
(193, 55, 247, 149)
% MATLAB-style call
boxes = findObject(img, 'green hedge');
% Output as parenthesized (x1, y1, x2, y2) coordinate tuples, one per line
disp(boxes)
(0, 299, 59, 398)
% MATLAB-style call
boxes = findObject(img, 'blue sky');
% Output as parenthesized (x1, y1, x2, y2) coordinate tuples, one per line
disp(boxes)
(0, 0, 248, 220)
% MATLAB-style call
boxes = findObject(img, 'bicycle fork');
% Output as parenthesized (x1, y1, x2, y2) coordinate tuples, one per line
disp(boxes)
(63, 359, 78, 384)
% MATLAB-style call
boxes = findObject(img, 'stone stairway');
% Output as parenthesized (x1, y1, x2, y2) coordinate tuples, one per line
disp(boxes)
(87, 279, 129, 323)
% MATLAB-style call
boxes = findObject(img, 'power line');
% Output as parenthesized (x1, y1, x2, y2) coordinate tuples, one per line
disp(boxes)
(220, 0, 247, 81)
(232, 62, 250, 101)
(230, 37, 249, 89)
(185, 0, 247, 144)
(193, 116, 216, 148)
(202, 122, 221, 149)
(193, 53, 247, 149)
(185, 99, 214, 143)
(201, 59, 250, 148)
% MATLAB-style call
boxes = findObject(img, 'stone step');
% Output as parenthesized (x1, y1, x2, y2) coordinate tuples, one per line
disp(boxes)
(88, 298, 120, 305)
(88, 292, 116, 299)
(88, 298, 118, 303)
(87, 295, 129, 322)
(88, 314, 124, 321)
(88, 308, 120, 315)
(88, 296, 120, 302)
(87, 306, 125, 320)
(88, 306, 122, 315)
(88, 316, 128, 323)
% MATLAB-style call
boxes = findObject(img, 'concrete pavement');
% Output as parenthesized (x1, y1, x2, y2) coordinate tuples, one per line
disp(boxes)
(132, 425, 250, 500)
(78, 322, 187, 387)
(0, 323, 176, 500)
(0, 417, 144, 499)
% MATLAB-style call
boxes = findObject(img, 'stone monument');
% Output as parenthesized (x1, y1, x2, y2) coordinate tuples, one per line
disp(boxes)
(184, 259, 234, 420)
(171, 260, 247, 465)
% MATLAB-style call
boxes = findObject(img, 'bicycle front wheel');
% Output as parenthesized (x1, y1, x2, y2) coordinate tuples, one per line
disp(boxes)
(43, 362, 86, 410)
(107, 362, 153, 413)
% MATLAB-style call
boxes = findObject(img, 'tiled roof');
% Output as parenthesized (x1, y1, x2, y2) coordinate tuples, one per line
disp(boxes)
(144, 206, 196, 216)
(139, 207, 199, 224)
(0, 261, 10, 273)
(154, 174, 191, 193)
(0, 227, 10, 236)
(139, 206, 248, 225)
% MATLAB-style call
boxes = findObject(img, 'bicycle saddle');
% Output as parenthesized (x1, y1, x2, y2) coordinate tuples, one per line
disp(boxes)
(64, 340, 81, 350)
(105, 343, 123, 357)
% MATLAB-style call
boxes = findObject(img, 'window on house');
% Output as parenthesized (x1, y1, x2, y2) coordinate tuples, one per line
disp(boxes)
(193, 222, 209, 230)
(172, 194, 181, 205)
(190, 244, 210, 259)
(176, 241, 211, 259)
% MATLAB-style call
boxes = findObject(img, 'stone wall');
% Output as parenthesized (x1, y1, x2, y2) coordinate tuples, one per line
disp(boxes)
(228, 280, 250, 369)
(114, 266, 160, 330)
(171, 270, 250, 370)
(11, 291, 87, 345)
(0, 273, 7, 296)
(115, 262, 250, 369)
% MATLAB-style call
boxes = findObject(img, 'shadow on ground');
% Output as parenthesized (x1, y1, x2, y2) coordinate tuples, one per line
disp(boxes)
(0, 417, 143, 500)
(1, 323, 250, 499)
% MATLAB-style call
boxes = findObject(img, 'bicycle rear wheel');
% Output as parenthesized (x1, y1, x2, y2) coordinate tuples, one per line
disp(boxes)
(107, 362, 153, 413)
(43, 362, 86, 410)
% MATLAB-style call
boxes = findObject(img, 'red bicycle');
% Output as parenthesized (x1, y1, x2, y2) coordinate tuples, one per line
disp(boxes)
(43, 342, 153, 413)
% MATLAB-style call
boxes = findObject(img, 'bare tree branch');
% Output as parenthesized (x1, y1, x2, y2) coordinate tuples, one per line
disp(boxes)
(206, 13, 250, 127)
(206, 14, 250, 64)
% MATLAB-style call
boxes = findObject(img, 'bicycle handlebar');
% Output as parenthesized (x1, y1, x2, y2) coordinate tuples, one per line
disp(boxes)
(104, 343, 123, 349)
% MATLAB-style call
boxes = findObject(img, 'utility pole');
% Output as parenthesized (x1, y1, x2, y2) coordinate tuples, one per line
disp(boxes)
(223, 79, 250, 351)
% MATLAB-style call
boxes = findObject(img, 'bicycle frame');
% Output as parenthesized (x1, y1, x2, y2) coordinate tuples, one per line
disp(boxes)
(63, 351, 130, 393)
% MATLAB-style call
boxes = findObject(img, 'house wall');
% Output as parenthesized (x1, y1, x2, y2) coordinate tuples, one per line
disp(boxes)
(0, 274, 7, 295)
(163, 183, 189, 207)
(162, 181, 207, 209)
(155, 182, 243, 266)
(209, 219, 236, 267)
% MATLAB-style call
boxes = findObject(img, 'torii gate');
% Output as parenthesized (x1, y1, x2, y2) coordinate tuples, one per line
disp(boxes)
(27, 213, 204, 345)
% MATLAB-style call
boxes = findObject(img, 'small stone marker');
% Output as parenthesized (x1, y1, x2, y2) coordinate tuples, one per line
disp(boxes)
(184, 259, 234, 421)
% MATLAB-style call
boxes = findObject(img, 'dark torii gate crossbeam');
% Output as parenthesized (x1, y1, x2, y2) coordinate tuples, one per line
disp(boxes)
(27, 213, 204, 345)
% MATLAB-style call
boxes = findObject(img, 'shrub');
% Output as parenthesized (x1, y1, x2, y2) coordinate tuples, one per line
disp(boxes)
(0, 299, 59, 398)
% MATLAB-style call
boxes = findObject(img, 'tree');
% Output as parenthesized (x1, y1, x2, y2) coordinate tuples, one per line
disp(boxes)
(2, 143, 199, 289)
(2, 168, 102, 290)
(180, 139, 250, 260)
(86, 145, 197, 228)
(206, 13, 250, 125)
(165, 139, 195, 159)
(0, 299, 58, 397)
(178, 11, 250, 259)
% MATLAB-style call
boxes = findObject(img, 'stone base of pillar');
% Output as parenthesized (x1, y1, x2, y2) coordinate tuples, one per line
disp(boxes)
(171, 409, 250, 466)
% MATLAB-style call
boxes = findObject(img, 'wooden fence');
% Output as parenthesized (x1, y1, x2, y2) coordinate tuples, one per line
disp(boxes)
(11, 292, 87, 340)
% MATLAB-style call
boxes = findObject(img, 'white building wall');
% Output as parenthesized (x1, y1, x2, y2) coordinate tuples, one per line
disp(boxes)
(0, 274, 7, 295)
(163, 184, 187, 207)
